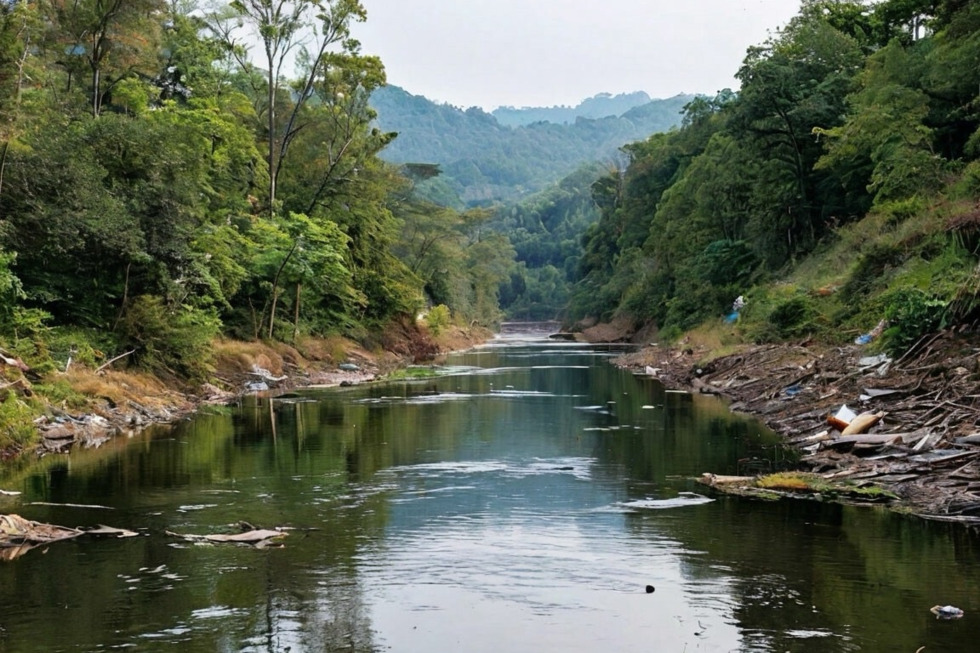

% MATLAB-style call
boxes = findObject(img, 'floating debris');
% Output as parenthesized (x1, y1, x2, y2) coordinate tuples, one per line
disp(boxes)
(931, 605, 964, 620)
(1, 513, 137, 561)
(166, 525, 288, 549)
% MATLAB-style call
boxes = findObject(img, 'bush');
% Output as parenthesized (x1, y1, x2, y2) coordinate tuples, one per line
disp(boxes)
(0, 394, 38, 452)
(881, 288, 947, 356)
(425, 304, 452, 336)
(839, 243, 905, 302)
(765, 295, 819, 339)
(117, 295, 220, 382)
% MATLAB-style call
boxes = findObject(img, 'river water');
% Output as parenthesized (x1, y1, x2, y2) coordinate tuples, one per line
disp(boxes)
(1, 331, 979, 652)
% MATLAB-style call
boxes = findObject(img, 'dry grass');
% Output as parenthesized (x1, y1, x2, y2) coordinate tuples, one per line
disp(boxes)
(212, 339, 288, 377)
(683, 323, 749, 363)
(67, 368, 169, 406)
(294, 334, 352, 362)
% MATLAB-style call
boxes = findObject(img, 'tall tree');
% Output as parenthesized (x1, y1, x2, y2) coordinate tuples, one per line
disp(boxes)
(50, 0, 165, 116)
(207, 0, 366, 213)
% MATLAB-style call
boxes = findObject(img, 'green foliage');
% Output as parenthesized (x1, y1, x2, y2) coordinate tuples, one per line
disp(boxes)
(116, 296, 220, 381)
(425, 304, 451, 336)
(839, 243, 906, 302)
(371, 85, 691, 206)
(0, 394, 38, 452)
(764, 295, 820, 340)
(881, 287, 948, 355)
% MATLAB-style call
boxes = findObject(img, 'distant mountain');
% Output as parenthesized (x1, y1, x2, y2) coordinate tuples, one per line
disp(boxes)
(370, 86, 693, 207)
(491, 91, 653, 127)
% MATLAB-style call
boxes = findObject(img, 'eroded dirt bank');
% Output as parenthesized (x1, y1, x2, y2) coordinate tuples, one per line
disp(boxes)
(1, 323, 490, 462)
(611, 329, 980, 525)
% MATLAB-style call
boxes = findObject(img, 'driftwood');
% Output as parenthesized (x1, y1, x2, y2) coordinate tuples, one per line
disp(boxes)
(824, 433, 904, 449)
(0, 514, 137, 561)
(95, 349, 135, 374)
(166, 526, 288, 548)
(618, 329, 980, 522)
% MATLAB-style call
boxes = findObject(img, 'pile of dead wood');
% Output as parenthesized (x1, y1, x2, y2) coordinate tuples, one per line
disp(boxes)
(633, 330, 980, 523)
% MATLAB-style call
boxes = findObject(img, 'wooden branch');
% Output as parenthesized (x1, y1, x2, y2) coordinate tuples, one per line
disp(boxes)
(96, 350, 135, 374)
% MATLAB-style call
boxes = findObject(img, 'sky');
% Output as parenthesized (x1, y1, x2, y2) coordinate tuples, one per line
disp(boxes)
(351, 0, 804, 110)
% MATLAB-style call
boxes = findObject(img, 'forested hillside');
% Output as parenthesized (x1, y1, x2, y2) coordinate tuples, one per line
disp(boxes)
(369, 85, 691, 206)
(0, 0, 513, 409)
(569, 0, 980, 355)
(491, 91, 654, 127)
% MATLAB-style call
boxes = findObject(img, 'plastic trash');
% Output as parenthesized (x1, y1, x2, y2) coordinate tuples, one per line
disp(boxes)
(931, 605, 964, 620)
(854, 319, 887, 345)
(828, 404, 857, 431)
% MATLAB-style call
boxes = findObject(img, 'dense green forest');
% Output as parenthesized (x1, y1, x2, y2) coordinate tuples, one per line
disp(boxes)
(4, 0, 980, 420)
(369, 85, 691, 206)
(0, 0, 514, 394)
(567, 0, 980, 354)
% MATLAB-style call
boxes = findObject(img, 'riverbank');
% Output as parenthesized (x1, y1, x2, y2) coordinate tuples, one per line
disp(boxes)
(610, 329, 980, 526)
(0, 322, 491, 463)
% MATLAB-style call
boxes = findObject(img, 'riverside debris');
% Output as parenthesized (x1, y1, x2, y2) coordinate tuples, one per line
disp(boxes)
(616, 329, 980, 525)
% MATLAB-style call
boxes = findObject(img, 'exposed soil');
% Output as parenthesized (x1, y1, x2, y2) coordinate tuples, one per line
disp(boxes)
(611, 328, 980, 526)
(1, 321, 492, 462)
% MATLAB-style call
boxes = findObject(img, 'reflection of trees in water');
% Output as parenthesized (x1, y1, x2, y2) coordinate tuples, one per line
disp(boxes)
(251, 563, 376, 653)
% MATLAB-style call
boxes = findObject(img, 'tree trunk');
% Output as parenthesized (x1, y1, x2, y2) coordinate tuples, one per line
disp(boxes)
(266, 46, 277, 214)
(293, 282, 301, 342)
(267, 241, 299, 340)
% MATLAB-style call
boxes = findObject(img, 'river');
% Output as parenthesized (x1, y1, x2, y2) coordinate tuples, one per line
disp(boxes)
(1, 331, 978, 652)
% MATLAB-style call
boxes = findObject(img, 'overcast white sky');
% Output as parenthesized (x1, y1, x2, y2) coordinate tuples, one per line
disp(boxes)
(351, 0, 803, 110)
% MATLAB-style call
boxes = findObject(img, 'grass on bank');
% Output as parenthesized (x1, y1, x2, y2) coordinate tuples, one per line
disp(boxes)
(677, 192, 980, 364)
(751, 472, 899, 503)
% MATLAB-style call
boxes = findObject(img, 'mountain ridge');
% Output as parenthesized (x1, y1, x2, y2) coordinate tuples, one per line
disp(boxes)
(370, 85, 693, 206)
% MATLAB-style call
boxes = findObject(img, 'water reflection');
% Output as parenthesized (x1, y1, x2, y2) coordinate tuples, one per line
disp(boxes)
(0, 336, 978, 652)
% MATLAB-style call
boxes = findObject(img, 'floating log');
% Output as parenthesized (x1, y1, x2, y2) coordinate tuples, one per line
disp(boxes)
(699, 473, 755, 486)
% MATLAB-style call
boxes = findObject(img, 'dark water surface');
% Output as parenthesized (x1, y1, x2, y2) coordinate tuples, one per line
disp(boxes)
(2, 332, 979, 652)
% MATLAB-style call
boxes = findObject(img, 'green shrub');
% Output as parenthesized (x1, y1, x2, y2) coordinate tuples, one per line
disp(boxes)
(425, 304, 452, 336)
(880, 288, 947, 356)
(0, 394, 39, 452)
(840, 243, 905, 302)
(765, 295, 819, 339)
(117, 295, 220, 382)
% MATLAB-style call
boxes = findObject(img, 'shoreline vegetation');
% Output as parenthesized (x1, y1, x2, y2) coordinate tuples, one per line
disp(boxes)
(0, 322, 491, 466)
(5, 315, 980, 530)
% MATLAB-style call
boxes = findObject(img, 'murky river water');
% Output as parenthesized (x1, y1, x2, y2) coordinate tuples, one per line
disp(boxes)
(1, 331, 979, 652)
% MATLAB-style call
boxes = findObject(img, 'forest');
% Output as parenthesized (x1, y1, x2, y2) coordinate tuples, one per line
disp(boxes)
(370, 85, 690, 206)
(0, 0, 515, 394)
(2, 0, 980, 450)
(565, 0, 980, 355)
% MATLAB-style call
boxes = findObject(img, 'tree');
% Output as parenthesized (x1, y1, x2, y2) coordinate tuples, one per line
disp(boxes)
(730, 9, 864, 262)
(207, 0, 367, 213)
(49, 0, 165, 116)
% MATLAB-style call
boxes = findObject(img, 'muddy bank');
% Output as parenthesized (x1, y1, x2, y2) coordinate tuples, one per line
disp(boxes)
(3, 323, 490, 462)
(613, 329, 980, 525)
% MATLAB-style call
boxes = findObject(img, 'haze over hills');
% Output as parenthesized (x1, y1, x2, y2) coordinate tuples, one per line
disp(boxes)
(369, 85, 693, 206)
(491, 91, 655, 127)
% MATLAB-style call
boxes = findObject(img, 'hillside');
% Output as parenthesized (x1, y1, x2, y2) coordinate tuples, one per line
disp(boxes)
(491, 91, 654, 127)
(369, 86, 692, 206)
